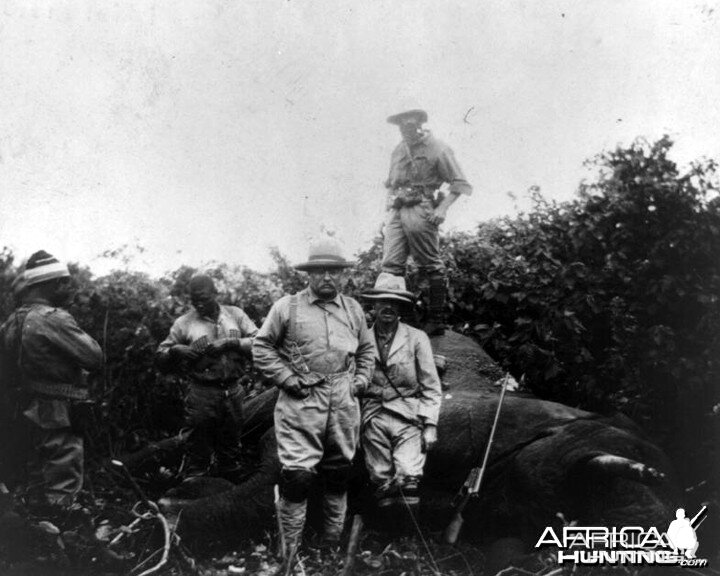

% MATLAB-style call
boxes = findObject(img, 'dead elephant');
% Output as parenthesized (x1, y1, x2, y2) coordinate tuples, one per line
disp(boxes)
(159, 331, 679, 546)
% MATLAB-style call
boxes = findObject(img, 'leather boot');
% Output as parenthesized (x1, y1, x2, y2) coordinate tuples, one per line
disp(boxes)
(374, 482, 400, 508)
(279, 497, 307, 555)
(321, 491, 347, 544)
(398, 476, 420, 506)
(424, 275, 447, 336)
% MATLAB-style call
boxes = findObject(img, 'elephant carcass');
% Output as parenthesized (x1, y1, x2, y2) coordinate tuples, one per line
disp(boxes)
(162, 331, 679, 543)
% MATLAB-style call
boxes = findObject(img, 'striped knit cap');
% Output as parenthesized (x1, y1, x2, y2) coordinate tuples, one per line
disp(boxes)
(12, 250, 70, 295)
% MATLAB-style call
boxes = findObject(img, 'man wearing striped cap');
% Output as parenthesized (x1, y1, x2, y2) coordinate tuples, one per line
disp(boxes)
(0, 250, 103, 509)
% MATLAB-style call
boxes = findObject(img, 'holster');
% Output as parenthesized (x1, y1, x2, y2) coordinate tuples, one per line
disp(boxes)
(391, 186, 425, 209)
(288, 341, 326, 387)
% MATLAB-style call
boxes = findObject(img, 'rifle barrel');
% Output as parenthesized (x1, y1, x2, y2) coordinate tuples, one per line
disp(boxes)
(444, 373, 511, 544)
(470, 373, 510, 494)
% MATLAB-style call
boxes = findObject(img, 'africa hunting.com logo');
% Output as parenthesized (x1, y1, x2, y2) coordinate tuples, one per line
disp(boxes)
(535, 506, 708, 568)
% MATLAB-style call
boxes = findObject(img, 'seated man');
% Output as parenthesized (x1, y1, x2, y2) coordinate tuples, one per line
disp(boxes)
(157, 274, 257, 480)
(360, 273, 442, 512)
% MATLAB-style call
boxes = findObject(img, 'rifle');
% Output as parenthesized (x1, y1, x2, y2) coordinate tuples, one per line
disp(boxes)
(443, 372, 510, 544)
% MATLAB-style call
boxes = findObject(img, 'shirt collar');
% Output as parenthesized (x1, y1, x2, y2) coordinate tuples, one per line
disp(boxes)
(194, 304, 223, 323)
(406, 130, 430, 150)
(307, 287, 342, 307)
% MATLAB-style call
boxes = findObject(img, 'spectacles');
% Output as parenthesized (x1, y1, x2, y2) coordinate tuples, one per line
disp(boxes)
(308, 268, 343, 278)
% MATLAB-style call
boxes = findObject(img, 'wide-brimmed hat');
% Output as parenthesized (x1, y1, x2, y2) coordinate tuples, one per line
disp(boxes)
(362, 273, 415, 305)
(12, 250, 70, 295)
(387, 108, 428, 126)
(294, 238, 354, 272)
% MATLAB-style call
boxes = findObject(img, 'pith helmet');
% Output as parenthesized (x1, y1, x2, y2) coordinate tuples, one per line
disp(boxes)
(362, 273, 415, 305)
(294, 238, 354, 272)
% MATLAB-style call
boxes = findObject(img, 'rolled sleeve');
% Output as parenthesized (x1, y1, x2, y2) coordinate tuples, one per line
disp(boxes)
(414, 332, 442, 425)
(438, 147, 472, 196)
(235, 309, 259, 338)
(232, 308, 259, 354)
(252, 298, 295, 386)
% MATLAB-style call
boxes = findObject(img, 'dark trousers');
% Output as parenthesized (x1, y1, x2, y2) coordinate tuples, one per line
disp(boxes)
(183, 382, 244, 477)
(21, 397, 83, 506)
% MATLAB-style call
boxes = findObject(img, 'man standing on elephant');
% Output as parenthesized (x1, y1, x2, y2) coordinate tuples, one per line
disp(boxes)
(0, 250, 103, 511)
(383, 106, 473, 335)
(361, 273, 441, 514)
(253, 238, 375, 550)
(157, 274, 257, 481)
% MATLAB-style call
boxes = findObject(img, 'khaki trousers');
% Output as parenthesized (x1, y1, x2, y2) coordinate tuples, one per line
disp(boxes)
(361, 410, 425, 488)
(381, 199, 445, 276)
(274, 372, 359, 472)
(275, 372, 359, 543)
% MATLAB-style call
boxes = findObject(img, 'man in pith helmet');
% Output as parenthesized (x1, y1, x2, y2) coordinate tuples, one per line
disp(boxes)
(383, 106, 473, 335)
(253, 238, 375, 551)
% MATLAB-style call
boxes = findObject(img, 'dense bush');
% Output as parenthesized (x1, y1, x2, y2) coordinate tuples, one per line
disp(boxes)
(1, 136, 717, 486)
(433, 137, 718, 486)
(437, 138, 719, 432)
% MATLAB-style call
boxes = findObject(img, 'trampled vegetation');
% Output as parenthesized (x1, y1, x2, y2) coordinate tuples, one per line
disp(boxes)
(1, 136, 718, 574)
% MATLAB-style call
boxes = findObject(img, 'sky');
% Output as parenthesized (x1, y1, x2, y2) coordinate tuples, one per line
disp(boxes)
(1, 0, 719, 276)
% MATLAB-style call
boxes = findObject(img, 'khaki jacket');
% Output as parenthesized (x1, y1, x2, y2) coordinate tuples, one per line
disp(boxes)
(363, 322, 441, 426)
(0, 301, 103, 400)
(253, 288, 374, 386)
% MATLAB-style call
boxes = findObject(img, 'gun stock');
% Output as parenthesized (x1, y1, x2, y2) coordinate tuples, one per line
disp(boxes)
(444, 508, 465, 545)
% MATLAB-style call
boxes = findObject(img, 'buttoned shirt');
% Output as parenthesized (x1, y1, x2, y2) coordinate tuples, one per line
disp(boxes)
(0, 299, 103, 399)
(375, 324, 398, 365)
(385, 131, 472, 197)
(253, 287, 374, 386)
(157, 304, 258, 383)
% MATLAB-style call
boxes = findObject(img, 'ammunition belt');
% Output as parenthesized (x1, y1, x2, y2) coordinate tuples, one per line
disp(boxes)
(25, 380, 89, 400)
(391, 186, 437, 208)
